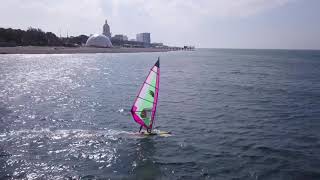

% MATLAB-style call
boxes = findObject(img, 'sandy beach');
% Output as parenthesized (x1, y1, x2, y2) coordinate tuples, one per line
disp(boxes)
(0, 46, 173, 54)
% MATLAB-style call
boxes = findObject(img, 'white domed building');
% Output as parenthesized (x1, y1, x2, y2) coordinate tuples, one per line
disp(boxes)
(85, 34, 112, 48)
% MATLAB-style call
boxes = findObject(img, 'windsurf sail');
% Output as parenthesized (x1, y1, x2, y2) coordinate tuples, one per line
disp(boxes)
(131, 58, 160, 130)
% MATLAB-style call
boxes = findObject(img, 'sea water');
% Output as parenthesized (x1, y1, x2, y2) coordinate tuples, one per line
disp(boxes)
(0, 49, 320, 179)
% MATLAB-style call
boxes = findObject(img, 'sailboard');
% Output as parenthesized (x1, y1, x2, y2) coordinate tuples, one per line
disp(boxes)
(131, 57, 169, 135)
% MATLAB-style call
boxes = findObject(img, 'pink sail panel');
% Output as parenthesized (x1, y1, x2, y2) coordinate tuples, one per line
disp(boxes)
(131, 59, 160, 129)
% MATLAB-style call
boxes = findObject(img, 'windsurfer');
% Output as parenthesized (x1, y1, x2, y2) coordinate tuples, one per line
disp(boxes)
(131, 59, 160, 136)
(138, 109, 152, 133)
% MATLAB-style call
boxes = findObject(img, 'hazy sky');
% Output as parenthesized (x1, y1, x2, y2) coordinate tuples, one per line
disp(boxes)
(0, 0, 319, 49)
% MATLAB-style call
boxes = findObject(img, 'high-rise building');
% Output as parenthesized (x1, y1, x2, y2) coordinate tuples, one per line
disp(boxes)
(136, 33, 151, 44)
(103, 20, 111, 38)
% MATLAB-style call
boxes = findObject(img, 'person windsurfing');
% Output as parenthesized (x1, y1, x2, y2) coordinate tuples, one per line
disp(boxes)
(138, 108, 152, 133)
(131, 58, 160, 135)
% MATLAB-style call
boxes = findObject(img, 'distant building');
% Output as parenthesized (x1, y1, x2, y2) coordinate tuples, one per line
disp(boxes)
(112, 34, 128, 41)
(102, 20, 111, 38)
(152, 42, 163, 46)
(136, 33, 151, 44)
(151, 42, 164, 48)
(129, 38, 136, 41)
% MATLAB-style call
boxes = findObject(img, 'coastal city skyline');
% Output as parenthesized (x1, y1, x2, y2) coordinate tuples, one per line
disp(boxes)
(102, 19, 151, 44)
(0, 0, 319, 49)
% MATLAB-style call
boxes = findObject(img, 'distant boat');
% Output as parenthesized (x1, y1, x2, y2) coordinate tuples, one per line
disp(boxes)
(131, 58, 160, 134)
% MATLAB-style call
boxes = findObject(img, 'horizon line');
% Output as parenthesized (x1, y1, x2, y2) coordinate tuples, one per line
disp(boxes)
(197, 47, 320, 51)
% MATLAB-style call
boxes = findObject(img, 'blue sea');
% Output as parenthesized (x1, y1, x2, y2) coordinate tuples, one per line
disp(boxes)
(0, 49, 320, 179)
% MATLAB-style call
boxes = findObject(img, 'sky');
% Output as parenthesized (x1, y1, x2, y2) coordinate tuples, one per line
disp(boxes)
(0, 0, 319, 49)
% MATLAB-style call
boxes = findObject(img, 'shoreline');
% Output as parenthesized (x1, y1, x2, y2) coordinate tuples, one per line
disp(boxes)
(0, 46, 175, 54)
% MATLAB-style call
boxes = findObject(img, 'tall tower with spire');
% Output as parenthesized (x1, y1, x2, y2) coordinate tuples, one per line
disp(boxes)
(103, 19, 111, 39)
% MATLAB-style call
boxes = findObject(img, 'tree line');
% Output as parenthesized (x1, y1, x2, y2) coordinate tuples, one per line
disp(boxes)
(0, 27, 88, 47)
